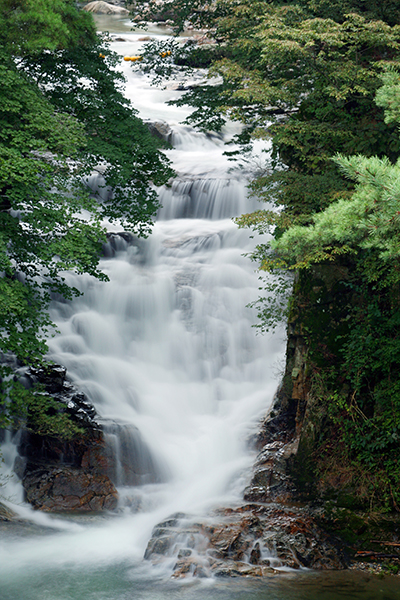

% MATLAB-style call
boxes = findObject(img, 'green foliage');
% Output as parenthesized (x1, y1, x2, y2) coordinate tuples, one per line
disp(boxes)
(0, 0, 97, 54)
(0, 1, 174, 436)
(2, 378, 84, 440)
(376, 66, 400, 124)
(271, 152, 400, 267)
(135, 1, 400, 213)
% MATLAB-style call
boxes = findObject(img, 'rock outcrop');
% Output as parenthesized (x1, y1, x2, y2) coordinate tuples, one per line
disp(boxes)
(23, 467, 117, 511)
(146, 121, 173, 144)
(82, 1, 129, 15)
(143, 506, 346, 578)
(16, 364, 118, 512)
(0, 502, 17, 522)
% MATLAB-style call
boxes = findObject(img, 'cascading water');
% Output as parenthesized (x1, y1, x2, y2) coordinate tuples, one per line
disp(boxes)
(1, 20, 400, 600)
(0, 24, 285, 582)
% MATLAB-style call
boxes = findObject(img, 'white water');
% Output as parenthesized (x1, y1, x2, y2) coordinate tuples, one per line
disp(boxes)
(0, 23, 285, 585)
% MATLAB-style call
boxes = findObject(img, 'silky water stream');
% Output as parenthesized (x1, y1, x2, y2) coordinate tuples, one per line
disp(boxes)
(1, 19, 399, 600)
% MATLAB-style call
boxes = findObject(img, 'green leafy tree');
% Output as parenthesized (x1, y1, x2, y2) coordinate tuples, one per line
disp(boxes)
(0, 0, 173, 435)
(257, 66, 400, 508)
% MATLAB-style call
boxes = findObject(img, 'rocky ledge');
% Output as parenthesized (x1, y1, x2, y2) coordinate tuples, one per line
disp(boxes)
(144, 504, 346, 578)
(15, 364, 118, 512)
(23, 467, 117, 512)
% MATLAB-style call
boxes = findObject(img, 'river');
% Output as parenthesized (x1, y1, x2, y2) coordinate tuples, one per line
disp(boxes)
(0, 14, 399, 600)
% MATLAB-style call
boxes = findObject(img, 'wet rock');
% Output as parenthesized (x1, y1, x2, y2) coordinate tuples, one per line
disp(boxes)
(23, 467, 118, 512)
(146, 121, 173, 143)
(103, 232, 145, 261)
(27, 364, 67, 394)
(144, 503, 346, 578)
(144, 513, 192, 559)
(0, 502, 17, 521)
(244, 401, 299, 505)
(249, 542, 261, 564)
(13, 363, 120, 512)
(193, 564, 208, 578)
(145, 535, 173, 557)
(23, 364, 99, 430)
(212, 561, 269, 578)
(82, 1, 129, 15)
(13, 454, 27, 480)
(210, 524, 248, 560)
(15, 364, 105, 478)
(102, 421, 163, 486)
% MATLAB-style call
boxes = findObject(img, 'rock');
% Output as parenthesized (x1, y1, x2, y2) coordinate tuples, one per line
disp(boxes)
(146, 121, 172, 143)
(144, 504, 346, 577)
(23, 467, 118, 512)
(249, 542, 261, 564)
(0, 502, 17, 521)
(102, 421, 162, 486)
(212, 561, 268, 577)
(210, 524, 248, 560)
(23, 364, 99, 430)
(13, 363, 120, 513)
(15, 363, 105, 478)
(256, 505, 346, 570)
(82, 1, 129, 15)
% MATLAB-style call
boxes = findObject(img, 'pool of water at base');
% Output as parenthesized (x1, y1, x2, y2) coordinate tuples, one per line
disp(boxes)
(0, 563, 399, 600)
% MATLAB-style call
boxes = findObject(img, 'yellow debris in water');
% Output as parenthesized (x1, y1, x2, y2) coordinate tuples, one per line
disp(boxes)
(99, 53, 105, 58)
(123, 56, 131, 61)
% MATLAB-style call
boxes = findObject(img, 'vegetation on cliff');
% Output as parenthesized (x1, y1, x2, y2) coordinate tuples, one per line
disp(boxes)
(135, 0, 400, 510)
(0, 0, 173, 435)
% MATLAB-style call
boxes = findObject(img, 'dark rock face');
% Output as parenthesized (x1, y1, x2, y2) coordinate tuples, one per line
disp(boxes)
(18, 364, 104, 471)
(103, 422, 164, 486)
(16, 364, 118, 512)
(23, 467, 118, 512)
(102, 231, 144, 260)
(23, 365, 99, 429)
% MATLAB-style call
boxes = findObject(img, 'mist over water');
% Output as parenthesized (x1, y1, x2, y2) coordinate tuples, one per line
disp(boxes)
(1, 19, 399, 600)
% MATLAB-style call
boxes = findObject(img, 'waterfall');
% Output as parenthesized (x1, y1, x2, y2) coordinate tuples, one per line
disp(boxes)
(0, 26, 285, 585)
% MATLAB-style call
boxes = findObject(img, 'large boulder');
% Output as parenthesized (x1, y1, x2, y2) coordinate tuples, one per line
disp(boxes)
(82, 1, 129, 15)
(23, 467, 118, 512)
(15, 363, 119, 512)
